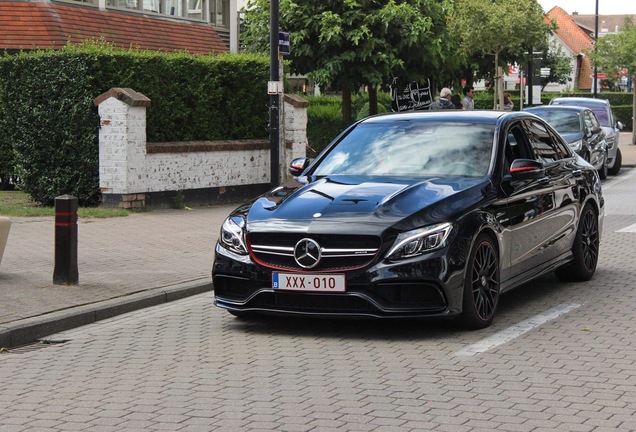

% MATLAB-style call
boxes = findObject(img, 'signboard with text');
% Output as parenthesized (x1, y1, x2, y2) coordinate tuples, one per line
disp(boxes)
(279, 32, 290, 55)
(390, 79, 433, 112)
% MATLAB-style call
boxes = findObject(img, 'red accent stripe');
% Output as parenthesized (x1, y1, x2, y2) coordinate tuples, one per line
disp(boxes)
(55, 222, 76, 227)
(55, 211, 77, 216)
(247, 239, 370, 273)
(510, 166, 536, 173)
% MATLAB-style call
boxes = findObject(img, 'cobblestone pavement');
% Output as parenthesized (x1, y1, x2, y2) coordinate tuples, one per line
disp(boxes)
(0, 142, 635, 431)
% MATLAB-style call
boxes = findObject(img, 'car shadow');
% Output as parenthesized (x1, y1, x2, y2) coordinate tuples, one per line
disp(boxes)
(223, 270, 615, 342)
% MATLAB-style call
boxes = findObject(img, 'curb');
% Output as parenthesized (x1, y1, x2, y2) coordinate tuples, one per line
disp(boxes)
(0, 279, 213, 349)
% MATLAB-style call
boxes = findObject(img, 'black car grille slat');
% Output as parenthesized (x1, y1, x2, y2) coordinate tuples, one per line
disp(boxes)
(248, 233, 381, 271)
(252, 292, 377, 313)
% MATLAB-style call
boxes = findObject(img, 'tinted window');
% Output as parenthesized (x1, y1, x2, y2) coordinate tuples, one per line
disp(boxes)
(313, 121, 495, 177)
(524, 119, 568, 162)
(529, 109, 581, 134)
(552, 99, 610, 126)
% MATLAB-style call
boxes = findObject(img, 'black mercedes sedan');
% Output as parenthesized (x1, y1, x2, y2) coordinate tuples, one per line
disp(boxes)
(213, 111, 604, 329)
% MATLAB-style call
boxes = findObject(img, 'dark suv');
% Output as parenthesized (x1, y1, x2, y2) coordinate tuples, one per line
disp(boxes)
(550, 97, 624, 175)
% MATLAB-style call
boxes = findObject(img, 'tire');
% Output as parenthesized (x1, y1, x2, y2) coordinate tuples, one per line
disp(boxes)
(608, 147, 622, 176)
(555, 204, 599, 282)
(598, 151, 608, 180)
(460, 233, 500, 329)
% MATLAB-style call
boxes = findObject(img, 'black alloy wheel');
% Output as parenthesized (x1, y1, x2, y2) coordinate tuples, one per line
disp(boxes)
(461, 234, 500, 329)
(555, 204, 599, 281)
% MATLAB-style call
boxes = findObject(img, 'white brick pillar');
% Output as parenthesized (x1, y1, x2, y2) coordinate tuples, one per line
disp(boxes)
(93, 88, 151, 208)
(283, 94, 309, 180)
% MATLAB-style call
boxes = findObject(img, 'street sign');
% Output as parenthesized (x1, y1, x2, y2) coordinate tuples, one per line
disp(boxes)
(268, 81, 283, 95)
(279, 32, 290, 55)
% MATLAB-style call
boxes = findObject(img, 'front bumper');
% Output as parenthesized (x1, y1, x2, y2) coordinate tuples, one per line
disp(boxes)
(212, 243, 466, 319)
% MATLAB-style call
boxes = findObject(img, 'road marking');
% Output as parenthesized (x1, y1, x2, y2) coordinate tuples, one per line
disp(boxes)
(453, 303, 581, 358)
(617, 222, 636, 233)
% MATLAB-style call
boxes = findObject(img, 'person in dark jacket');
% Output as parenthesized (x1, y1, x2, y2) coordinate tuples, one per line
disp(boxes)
(429, 88, 455, 110)
(451, 94, 463, 109)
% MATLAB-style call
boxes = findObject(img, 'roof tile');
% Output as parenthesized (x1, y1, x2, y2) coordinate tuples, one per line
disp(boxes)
(0, 1, 227, 54)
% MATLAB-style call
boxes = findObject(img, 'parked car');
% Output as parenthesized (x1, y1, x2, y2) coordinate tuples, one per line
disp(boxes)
(213, 111, 604, 329)
(525, 105, 608, 179)
(550, 97, 624, 175)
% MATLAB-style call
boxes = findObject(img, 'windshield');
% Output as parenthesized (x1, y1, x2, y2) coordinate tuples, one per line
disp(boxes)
(553, 100, 609, 126)
(313, 121, 495, 177)
(529, 110, 581, 134)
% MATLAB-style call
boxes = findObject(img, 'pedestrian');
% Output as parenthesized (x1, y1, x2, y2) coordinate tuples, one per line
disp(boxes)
(429, 87, 455, 110)
(503, 93, 514, 111)
(451, 94, 463, 109)
(461, 85, 475, 110)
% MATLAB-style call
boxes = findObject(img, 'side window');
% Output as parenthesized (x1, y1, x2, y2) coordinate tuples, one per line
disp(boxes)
(549, 130, 572, 159)
(588, 111, 601, 129)
(523, 119, 565, 163)
(504, 122, 532, 166)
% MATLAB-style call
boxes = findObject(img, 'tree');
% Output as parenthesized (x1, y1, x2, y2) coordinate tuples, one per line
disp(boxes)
(242, 0, 459, 123)
(451, 0, 552, 109)
(590, 18, 636, 144)
(540, 40, 573, 91)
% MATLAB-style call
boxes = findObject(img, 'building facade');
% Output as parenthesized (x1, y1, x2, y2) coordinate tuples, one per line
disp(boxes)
(0, 0, 239, 54)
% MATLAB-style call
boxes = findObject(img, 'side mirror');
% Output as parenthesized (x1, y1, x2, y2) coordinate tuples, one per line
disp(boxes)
(289, 157, 312, 177)
(616, 121, 624, 131)
(591, 126, 602, 135)
(509, 159, 546, 180)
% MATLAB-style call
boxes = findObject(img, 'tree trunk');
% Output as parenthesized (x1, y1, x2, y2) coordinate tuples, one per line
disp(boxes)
(632, 74, 636, 145)
(463, 68, 474, 87)
(368, 85, 378, 116)
(493, 52, 499, 110)
(342, 83, 353, 124)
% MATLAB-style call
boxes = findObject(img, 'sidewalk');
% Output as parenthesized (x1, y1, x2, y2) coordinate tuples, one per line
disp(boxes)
(0, 202, 239, 348)
(1, 132, 635, 348)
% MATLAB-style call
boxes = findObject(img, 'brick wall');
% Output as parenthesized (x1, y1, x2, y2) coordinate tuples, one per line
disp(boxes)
(95, 88, 308, 208)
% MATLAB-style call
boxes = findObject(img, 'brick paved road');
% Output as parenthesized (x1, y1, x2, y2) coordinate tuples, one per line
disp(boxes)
(1, 170, 635, 432)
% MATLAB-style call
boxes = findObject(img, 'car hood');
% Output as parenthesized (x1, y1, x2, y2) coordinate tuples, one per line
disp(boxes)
(242, 175, 487, 235)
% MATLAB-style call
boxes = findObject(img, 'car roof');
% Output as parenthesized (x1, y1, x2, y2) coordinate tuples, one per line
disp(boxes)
(551, 97, 610, 107)
(526, 105, 589, 113)
(361, 110, 518, 125)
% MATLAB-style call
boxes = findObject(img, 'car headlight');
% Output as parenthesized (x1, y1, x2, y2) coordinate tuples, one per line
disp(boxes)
(386, 222, 453, 260)
(220, 216, 248, 255)
(569, 139, 583, 152)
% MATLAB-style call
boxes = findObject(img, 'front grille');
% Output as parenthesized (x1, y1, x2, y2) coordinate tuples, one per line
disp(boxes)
(246, 291, 378, 313)
(248, 233, 381, 271)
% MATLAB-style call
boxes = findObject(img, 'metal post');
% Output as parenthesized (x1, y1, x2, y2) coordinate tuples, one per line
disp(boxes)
(269, 0, 280, 189)
(593, 0, 599, 98)
(527, 49, 533, 107)
(53, 195, 79, 285)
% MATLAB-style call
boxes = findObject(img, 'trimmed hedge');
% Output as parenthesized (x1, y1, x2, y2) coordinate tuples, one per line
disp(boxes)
(0, 44, 269, 205)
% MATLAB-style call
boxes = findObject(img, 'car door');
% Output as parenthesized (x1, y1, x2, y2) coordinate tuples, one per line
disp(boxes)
(500, 118, 576, 284)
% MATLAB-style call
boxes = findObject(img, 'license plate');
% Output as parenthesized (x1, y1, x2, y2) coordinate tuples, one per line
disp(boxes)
(272, 272, 346, 292)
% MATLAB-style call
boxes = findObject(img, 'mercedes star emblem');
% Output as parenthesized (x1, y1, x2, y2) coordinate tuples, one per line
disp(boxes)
(294, 238, 322, 268)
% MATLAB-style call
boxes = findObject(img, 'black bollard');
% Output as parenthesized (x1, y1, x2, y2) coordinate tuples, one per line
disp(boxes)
(53, 195, 79, 285)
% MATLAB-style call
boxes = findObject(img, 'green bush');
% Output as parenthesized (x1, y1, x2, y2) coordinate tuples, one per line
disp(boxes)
(0, 43, 269, 205)
(613, 105, 634, 131)
(306, 103, 348, 155)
